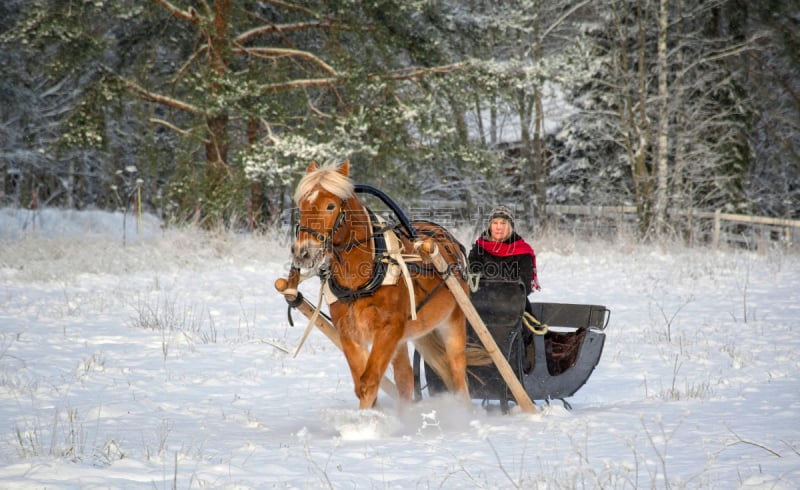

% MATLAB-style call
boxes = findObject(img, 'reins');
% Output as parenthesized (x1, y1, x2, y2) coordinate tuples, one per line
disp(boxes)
(292, 279, 327, 357)
(523, 311, 549, 335)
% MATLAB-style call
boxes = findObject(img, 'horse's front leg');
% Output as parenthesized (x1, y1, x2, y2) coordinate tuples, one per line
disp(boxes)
(358, 316, 405, 409)
(337, 334, 370, 406)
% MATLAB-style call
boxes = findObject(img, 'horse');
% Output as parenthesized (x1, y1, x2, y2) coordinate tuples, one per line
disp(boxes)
(290, 161, 470, 409)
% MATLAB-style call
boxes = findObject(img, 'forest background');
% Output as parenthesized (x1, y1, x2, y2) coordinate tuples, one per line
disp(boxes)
(1, 0, 798, 239)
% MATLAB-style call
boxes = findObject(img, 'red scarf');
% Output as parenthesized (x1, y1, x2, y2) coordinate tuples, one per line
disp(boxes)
(476, 237, 535, 260)
(476, 236, 539, 289)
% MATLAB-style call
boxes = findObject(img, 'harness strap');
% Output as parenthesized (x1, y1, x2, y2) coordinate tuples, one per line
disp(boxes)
(407, 254, 468, 318)
(301, 207, 467, 324)
(392, 246, 419, 321)
(324, 208, 389, 303)
(411, 271, 448, 316)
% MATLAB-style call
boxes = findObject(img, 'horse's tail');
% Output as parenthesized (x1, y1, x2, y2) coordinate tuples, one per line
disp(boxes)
(464, 343, 494, 366)
(413, 331, 458, 391)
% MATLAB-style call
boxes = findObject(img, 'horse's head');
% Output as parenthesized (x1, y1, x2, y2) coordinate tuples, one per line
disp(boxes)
(291, 161, 354, 271)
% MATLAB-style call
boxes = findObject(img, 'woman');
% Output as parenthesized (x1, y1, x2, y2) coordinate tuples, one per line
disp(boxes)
(468, 205, 540, 295)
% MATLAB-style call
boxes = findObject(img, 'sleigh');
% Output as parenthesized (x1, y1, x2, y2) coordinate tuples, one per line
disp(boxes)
(414, 279, 610, 411)
(278, 269, 610, 412)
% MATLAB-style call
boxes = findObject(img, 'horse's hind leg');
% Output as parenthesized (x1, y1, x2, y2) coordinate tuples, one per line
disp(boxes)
(391, 342, 414, 403)
(442, 308, 470, 401)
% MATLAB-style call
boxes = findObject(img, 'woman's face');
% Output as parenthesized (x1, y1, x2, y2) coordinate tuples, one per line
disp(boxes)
(489, 218, 511, 241)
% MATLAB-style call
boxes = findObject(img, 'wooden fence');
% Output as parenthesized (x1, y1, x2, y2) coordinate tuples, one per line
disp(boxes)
(548, 204, 800, 251)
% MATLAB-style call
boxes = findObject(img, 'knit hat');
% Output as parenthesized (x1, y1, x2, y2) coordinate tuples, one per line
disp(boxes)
(488, 205, 514, 229)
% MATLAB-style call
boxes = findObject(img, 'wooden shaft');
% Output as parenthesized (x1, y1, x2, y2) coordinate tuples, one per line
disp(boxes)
(416, 240, 538, 413)
(275, 277, 341, 349)
(274, 277, 399, 400)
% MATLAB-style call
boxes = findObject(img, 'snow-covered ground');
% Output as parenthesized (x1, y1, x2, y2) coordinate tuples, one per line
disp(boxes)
(1, 208, 798, 489)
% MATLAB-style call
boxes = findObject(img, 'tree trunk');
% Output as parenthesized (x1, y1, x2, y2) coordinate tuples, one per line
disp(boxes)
(202, 0, 233, 226)
(531, 0, 547, 226)
(672, 0, 688, 239)
(532, 87, 546, 227)
(247, 118, 263, 230)
(67, 159, 75, 209)
(613, 1, 654, 238)
(517, 89, 534, 227)
(654, 0, 670, 236)
(205, 114, 229, 170)
(635, 0, 654, 237)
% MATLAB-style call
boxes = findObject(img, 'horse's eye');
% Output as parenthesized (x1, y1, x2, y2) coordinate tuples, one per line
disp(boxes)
(326, 203, 336, 211)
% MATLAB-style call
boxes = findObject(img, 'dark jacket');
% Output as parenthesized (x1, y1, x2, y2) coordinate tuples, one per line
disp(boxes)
(468, 231, 538, 295)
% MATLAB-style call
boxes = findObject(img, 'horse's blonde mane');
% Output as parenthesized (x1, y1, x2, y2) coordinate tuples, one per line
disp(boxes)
(294, 162, 354, 203)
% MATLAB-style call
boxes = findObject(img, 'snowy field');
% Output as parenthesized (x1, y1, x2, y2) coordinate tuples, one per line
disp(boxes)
(1, 208, 798, 489)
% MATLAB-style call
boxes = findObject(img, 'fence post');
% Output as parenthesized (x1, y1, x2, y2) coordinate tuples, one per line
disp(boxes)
(713, 209, 721, 249)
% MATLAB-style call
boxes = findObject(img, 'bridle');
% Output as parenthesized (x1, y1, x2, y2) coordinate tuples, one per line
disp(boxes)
(294, 198, 348, 248)
(294, 197, 377, 265)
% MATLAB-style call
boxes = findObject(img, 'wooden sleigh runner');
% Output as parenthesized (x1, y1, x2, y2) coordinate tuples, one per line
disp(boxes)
(414, 279, 610, 411)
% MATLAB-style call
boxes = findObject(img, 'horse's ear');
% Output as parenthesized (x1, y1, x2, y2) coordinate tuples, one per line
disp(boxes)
(306, 161, 319, 174)
(337, 160, 350, 177)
